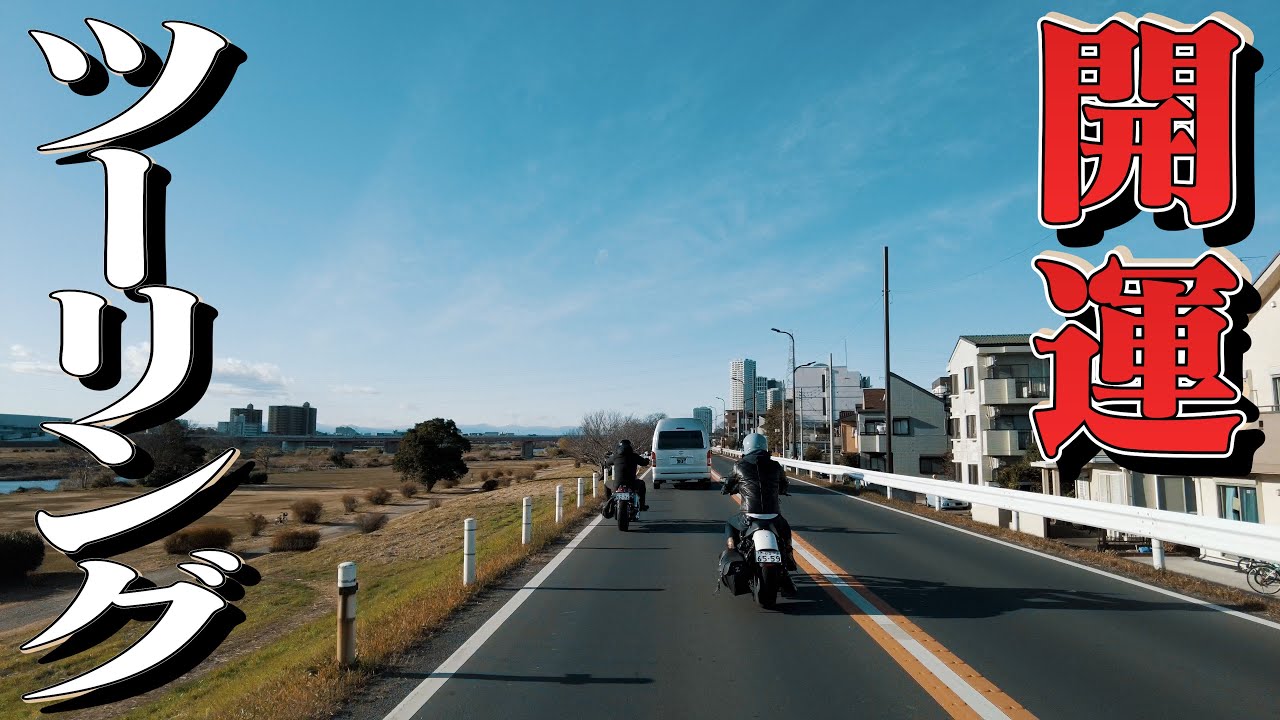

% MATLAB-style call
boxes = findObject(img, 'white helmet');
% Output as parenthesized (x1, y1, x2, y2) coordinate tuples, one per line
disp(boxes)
(742, 433, 768, 454)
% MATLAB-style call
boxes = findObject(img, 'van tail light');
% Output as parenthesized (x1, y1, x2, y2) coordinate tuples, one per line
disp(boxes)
(707, 450, 712, 466)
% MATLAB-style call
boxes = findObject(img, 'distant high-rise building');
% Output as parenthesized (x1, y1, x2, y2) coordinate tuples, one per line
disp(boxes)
(766, 387, 784, 409)
(268, 402, 317, 435)
(229, 403, 263, 435)
(755, 376, 769, 418)
(692, 407, 713, 436)
(729, 359, 756, 412)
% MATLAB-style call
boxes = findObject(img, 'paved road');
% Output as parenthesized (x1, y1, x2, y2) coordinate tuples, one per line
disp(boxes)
(353, 456, 1280, 720)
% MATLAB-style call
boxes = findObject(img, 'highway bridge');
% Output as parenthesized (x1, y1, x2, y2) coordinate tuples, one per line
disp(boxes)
(334, 454, 1280, 720)
(189, 433, 565, 454)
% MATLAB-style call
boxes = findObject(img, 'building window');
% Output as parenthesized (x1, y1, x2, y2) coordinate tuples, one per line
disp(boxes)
(1157, 476, 1197, 514)
(1220, 485, 1259, 523)
(964, 366, 975, 390)
(967, 463, 979, 484)
(965, 415, 976, 438)
(864, 420, 885, 435)
(892, 418, 910, 435)
(1272, 375, 1280, 410)
(866, 455, 887, 472)
(950, 374, 959, 396)
(920, 456, 947, 475)
(948, 417, 960, 438)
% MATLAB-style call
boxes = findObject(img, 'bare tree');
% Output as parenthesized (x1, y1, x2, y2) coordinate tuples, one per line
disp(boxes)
(564, 410, 666, 467)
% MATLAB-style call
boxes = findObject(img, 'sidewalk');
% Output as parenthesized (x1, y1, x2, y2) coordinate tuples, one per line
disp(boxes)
(1123, 553, 1255, 594)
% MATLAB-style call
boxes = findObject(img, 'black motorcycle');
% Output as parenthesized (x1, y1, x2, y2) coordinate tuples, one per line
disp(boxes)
(603, 482, 640, 531)
(719, 514, 787, 608)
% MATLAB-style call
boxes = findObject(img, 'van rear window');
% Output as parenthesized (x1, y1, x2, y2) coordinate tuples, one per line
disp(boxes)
(657, 430, 704, 449)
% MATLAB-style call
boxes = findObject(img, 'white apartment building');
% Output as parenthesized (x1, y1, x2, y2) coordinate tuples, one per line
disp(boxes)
(1048, 252, 1280, 550)
(729, 359, 756, 412)
(790, 365, 865, 441)
(945, 334, 1048, 486)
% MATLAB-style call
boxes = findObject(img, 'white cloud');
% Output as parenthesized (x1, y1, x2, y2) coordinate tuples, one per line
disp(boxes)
(6, 344, 60, 375)
(595, 248, 609, 266)
(332, 384, 379, 396)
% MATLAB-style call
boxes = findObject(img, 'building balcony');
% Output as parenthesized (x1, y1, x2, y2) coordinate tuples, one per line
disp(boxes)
(859, 433, 887, 453)
(981, 377, 1049, 404)
(985, 429, 1031, 456)
(1254, 408, 1280, 474)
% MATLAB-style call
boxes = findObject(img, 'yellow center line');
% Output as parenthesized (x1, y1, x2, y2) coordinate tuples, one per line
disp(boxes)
(710, 465, 1037, 720)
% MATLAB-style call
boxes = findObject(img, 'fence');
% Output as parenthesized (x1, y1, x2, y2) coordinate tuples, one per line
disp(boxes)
(715, 448, 1280, 564)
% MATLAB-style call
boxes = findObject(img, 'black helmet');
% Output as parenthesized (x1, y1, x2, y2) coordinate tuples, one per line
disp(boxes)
(617, 439, 633, 454)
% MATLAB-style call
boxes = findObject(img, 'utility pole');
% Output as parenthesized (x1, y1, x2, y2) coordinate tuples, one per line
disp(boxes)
(828, 353, 835, 464)
(883, 245, 893, 474)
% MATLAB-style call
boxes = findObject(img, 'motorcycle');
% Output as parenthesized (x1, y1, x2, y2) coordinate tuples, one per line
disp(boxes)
(604, 482, 640, 531)
(719, 513, 787, 608)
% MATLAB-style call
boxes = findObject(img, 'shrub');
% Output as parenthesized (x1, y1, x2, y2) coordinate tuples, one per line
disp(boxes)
(437, 477, 460, 489)
(366, 487, 392, 505)
(164, 526, 234, 555)
(291, 499, 323, 524)
(329, 450, 352, 468)
(534, 462, 549, 470)
(478, 470, 492, 482)
(501, 477, 513, 487)
(400, 481, 420, 499)
(246, 513, 268, 537)
(341, 494, 359, 512)
(0, 531, 45, 579)
(89, 469, 119, 488)
(481, 479, 499, 492)
(355, 512, 388, 533)
(516, 469, 535, 482)
(247, 470, 269, 485)
(271, 528, 320, 552)
(803, 446, 822, 462)
(573, 458, 582, 468)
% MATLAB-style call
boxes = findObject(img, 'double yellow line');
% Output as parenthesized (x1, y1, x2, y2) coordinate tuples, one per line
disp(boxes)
(711, 467, 1036, 720)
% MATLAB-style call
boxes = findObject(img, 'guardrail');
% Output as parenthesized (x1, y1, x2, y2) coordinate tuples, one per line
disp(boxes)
(714, 448, 1280, 564)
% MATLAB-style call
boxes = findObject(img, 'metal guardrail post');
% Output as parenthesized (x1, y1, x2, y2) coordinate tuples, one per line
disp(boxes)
(592, 472, 598, 497)
(463, 518, 477, 585)
(1152, 539, 1166, 570)
(556, 484, 564, 523)
(522, 496, 532, 544)
(337, 562, 358, 668)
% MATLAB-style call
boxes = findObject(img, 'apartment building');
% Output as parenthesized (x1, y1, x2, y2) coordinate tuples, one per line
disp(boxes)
(945, 334, 1047, 486)
(857, 373, 948, 477)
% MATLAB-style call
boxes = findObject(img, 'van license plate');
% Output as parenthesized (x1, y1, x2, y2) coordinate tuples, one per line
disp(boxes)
(676, 457, 687, 464)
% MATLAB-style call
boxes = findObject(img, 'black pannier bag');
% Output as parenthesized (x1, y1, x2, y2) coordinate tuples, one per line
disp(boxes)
(718, 548, 750, 596)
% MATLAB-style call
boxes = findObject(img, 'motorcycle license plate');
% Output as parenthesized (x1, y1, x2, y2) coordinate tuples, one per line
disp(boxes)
(613, 492, 633, 501)
(756, 550, 783, 564)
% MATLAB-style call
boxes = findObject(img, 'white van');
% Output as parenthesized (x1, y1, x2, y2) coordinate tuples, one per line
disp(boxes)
(650, 418, 712, 488)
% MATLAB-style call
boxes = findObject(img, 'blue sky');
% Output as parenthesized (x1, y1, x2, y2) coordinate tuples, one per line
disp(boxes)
(2, 1, 1279, 430)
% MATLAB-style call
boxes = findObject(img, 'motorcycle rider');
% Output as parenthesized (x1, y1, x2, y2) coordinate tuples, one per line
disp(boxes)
(604, 439, 650, 512)
(721, 432, 797, 596)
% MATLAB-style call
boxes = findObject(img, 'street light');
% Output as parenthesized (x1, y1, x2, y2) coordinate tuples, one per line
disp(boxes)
(792, 361, 817, 459)
(772, 328, 795, 458)
(714, 396, 727, 447)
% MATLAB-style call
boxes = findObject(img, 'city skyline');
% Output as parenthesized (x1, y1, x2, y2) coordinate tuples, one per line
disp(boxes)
(3, 2, 1280, 429)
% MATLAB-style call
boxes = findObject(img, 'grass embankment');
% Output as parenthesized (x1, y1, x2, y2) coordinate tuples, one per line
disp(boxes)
(0, 469, 595, 720)
(816, 478, 1280, 623)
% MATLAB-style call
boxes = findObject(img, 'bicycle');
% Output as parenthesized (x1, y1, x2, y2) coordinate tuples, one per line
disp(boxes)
(1236, 556, 1267, 573)
(1246, 561, 1280, 595)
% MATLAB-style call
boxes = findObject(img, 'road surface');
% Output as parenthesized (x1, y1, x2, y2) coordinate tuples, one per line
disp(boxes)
(344, 455, 1280, 720)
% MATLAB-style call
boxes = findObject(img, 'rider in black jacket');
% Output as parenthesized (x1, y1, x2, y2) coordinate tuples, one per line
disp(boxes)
(722, 433, 797, 595)
(604, 439, 650, 512)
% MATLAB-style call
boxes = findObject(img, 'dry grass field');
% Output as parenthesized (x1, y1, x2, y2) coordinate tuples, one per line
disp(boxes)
(0, 456, 596, 720)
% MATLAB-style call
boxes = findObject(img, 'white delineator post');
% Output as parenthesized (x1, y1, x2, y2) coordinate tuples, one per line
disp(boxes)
(592, 472, 599, 497)
(1152, 539, 1166, 570)
(337, 562, 358, 668)
(522, 496, 532, 545)
(933, 495, 942, 511)
(556, 484, 564, 524)
(577, 477, 584, 508)
(463, 518, 476, 586)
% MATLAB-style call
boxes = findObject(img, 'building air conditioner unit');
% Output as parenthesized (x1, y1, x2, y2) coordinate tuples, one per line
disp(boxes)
(984, 356, 998, 367)
(988, 457, 1002, 470)
(985, 406, 1000, 419)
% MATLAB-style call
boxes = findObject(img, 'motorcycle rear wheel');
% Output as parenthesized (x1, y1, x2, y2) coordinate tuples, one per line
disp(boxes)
(756, 567, 779, 609)
(617, 501, 630, 531)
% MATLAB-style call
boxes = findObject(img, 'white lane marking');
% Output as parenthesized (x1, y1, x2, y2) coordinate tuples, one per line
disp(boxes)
(794, 542, 1012, 720)
(383, 514, 605, 720)
(765, 465, 1280, 633)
